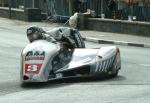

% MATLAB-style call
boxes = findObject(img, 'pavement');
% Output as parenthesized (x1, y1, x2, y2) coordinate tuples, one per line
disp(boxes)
(0, 17, 150, 48)
(80, 30, 150, 48)
(1, 17, 150, 103)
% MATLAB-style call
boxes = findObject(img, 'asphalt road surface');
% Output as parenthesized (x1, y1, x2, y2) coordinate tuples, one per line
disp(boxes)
(0, 27, 150, 103)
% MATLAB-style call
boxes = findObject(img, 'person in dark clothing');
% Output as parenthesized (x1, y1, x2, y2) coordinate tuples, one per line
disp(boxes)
(108, 0, 117, 19)
(74, 0, 81, 12)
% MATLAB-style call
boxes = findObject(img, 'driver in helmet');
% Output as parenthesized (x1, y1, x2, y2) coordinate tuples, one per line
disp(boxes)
(26, 26, 85, 49)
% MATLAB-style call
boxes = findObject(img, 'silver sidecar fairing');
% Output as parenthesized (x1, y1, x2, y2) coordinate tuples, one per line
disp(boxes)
(55, 46, 121, 78)
(21, 40, 60, 82)
(21, 40, 121, 83)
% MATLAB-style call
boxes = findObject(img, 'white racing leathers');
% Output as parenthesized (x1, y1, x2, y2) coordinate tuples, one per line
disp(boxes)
(45, 27, 85, 49)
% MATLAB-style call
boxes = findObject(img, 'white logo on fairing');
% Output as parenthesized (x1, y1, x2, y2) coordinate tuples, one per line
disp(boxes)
(27, 65, 38, 72)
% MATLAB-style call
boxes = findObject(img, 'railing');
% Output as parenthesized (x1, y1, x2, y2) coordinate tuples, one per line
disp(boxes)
(79, 0, 150, 22)
(1, 0, 150, 22)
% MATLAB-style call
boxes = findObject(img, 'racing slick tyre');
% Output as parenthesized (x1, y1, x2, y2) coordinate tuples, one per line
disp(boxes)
(107, 67, 120, 78)
(71, 29, 85, 48)
(111, 69, 119, 77)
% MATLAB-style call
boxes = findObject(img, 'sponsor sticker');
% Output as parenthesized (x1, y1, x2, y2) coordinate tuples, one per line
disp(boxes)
(26, 51, 45, 57)
(25, 56, 45, 61)
(25, 64, 42, 74)
(25, 51, 45, 61)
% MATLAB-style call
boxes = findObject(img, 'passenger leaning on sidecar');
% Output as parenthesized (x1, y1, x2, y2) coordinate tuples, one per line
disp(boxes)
(26, 26, 85, 49)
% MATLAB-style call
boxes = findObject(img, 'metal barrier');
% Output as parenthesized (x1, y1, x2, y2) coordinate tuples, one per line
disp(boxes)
(114, 3, 150, 22)
(79, 0, 104, 17)
(47, 0, 70, 21)
(1, 0, 150, 22)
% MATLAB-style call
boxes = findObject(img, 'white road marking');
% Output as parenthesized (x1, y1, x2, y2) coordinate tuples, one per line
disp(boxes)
(140, 64, 150, 67)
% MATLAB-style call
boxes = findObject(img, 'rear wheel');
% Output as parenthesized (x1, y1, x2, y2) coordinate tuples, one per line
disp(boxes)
(108, 69, 119, 78)
(111, 70, 119, 77)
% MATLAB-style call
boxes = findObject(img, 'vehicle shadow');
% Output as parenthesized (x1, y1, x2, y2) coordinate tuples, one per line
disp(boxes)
(21, 75, 126, 89)
(54, 75, 126, 84)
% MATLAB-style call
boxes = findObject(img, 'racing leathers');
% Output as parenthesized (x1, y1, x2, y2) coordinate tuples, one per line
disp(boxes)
(27, 26, 85, 49)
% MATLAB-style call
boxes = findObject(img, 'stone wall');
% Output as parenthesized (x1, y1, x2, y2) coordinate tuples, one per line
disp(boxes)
(0, 7, 45, 21)
(82, 18, 150, 37)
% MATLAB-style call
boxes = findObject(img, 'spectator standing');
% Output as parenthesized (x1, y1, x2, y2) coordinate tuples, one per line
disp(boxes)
(108, 0, 117, 19)
(74, 0, 81, 12)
